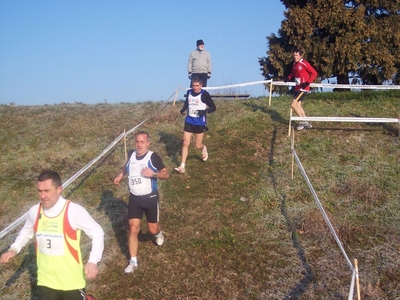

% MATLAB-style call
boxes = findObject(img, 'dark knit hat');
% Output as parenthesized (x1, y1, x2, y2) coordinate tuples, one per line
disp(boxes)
(196, 39, 204, 46)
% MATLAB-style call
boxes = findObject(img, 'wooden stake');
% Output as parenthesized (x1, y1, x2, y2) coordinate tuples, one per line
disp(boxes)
(398, 116, 400, 138)
(268, 79, 273, 106)
(173, 86, 180, 107)
(124, 129, 127, 161)
(288, 107, 293, 136)
(291, 128, 295, 180)
(355, 259, 361, 300)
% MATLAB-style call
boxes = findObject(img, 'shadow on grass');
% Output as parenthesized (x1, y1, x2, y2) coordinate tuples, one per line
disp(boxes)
(267, 126, 347, 299)
(267, 124, 316, 299)
(158, 131, 182, 165)
(97, 190, 156, 260)
(98, 190, 129, 260)
(158, 130, 206, 164)
(186, 153, 205, 162)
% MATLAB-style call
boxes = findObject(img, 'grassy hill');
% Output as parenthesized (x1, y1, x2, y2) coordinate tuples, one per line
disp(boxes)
(0, 90, 399, 299)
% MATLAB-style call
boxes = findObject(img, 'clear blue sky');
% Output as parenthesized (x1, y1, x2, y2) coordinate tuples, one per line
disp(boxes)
(0, 0, 285, 106)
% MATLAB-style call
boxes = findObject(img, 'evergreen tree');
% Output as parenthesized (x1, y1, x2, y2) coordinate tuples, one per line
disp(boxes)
(259, 0, 400, 89)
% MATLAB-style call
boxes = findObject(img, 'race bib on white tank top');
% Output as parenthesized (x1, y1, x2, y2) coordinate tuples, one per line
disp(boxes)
(188, 91, 206, 118)
(128, 151, 154, 196)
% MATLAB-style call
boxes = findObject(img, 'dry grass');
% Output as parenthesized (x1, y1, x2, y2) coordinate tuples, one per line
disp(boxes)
(0, 91, 399, 299)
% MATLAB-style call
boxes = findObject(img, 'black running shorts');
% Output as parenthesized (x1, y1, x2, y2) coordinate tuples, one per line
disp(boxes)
(184, 122, 208, 133)
(38, 286, 86, 300)
(128, 191, 160, 223)
(293, 91, 309, 102)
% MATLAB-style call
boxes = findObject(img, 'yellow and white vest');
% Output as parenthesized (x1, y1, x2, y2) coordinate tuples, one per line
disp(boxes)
(34, 200, 85, 290)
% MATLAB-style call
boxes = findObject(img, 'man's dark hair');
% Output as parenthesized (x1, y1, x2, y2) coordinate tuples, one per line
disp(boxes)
(293, 48, 303, 56)
(38, 170, 62, 188)
(191, 76, 203, 86)
(136, 131, 150, 140)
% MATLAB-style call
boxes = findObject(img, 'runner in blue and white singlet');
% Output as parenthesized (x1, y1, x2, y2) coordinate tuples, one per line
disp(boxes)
(175, 76, 216, 174)
(186, 90, 208, 126)
(126, 150, 159, 196)
(114, 131, 169, 273)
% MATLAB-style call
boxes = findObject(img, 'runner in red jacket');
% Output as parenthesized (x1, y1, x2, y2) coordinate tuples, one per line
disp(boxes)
(286, 49, 318, 130)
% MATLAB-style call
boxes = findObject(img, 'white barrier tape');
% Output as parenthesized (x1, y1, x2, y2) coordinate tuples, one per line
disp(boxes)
(292, 148, 355, 271)
(184, 80, 400, 91)
(0, 130, 135, 240)
(0, 212, 30, 239)
(348, 270, 356, 300)
(58, 103, 170, 188)
(63, 131, 126, 188)
(291, 116, 399, 123)
(274, 81, 400, 90)
(0, 96, 173, 240)
(185, 80, 272, 91)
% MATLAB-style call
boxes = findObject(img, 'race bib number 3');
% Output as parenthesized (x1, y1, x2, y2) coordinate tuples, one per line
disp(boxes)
(36, 233, 65, 256)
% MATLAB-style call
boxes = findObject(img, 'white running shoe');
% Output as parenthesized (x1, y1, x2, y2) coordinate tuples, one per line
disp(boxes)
(202, 146, 208, 161)
(296, 122, 305, 131)
(155, 231, 164, 246)
(124, 260, 138, 273)
(297, 122, 312, 130)
(304, 122, 312, 129)
(174, 166, 185, 174)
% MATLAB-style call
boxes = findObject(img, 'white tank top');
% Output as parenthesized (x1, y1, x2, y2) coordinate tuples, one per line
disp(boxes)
(127, 151, 155, 196)
(188, 91, 206, 118)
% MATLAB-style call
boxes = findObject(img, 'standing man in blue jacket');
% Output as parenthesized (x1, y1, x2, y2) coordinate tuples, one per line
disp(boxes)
(187, 39, 212, 87)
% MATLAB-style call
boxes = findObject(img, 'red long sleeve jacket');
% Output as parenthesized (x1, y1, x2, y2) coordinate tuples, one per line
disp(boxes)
(288, 59, 317, 92)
